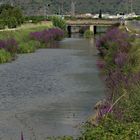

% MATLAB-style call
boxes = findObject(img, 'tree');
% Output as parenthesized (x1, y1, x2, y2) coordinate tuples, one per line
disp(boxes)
(99, 9, 102, 19)
(0, 4, 13, 14)
(52, 16, 66, 31)
(0, 4, 24, 28)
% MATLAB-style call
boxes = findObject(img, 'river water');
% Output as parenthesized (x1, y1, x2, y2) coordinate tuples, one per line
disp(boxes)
(0, 36, 104, 140)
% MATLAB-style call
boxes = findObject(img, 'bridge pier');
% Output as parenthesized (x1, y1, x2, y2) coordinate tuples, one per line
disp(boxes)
(67, 25, 71, 37)
(89, 25, 97, 34)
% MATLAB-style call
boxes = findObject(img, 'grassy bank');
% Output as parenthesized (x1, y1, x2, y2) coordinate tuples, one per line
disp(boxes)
(80, 27, 140, 140)
(0, 22, 65, 64)
(0, 22, 52, 41)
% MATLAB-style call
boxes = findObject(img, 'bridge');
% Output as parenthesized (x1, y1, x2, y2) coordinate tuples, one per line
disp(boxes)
(66, 19, 120, 34)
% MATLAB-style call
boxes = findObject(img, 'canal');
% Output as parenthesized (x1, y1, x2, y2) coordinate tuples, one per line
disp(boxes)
(0, 35, 104, 139)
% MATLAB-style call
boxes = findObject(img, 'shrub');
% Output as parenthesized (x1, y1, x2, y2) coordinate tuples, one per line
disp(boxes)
(18, 41, 37, 53)
(0, 49, 12, 63)
(24, 16, 47, 24)
(11, 7, 24, 25)
(7, 17, 17, 28)
(30, 28, 65, 48)
(52, 16, 66, 31)
(0, 38, 18, 55)
(0, 20, 5, 29)
(80, 117, 140, 140)
(88, 28, 140, 139)
(5, 38, 18, 55)
(84, 30, 94, 38)
(0, 4, 24, 28)
(96, 28, 131, 56)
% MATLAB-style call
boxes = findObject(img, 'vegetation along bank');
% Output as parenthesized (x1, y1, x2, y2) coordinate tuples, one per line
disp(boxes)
(47, 27, 140, 140)
(78, 27, 140, 139)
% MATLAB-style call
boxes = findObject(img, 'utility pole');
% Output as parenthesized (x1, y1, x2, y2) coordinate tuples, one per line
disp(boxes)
(98, 0, 102, 18)
(44, 5, 46, 17)
(71, 0, 76, 16)
(61, 0, 64, 15)
(126, 0, 129, 14)
(130, 0, 133, 13)
(10, 0, 13, 6)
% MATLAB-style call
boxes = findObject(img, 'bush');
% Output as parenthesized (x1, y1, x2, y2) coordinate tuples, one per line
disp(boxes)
(80, 117, 140, 140)
(128, 16, 140, 20)
(11, 7, 24, 25)
(0, 38, 18, 55)
(84, 30, 93, 38)
(52, 16, 66, 31)
(7, 17, 17, 28)
(24, 16, 48, 24)
(0, 4, 24, 28)
(0, 20, 5, 29)
(96, 27, 131, 56)
(5, 38, 18, 55)
(0, 49, 12, 63)
(30, 28, 65, 48)
(18, 41, 37, 53)
(91, 27, 140, 139)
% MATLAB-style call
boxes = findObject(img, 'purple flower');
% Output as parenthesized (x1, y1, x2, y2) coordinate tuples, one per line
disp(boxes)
(5, 38, 18, 54)
(0, 40, 6, 49)
(96, 28, 131, 55)
(98, 102, 112, 119)
(30, 28, 64, 48)
(115, 52, 128, 67)
(96, 59, 106, 69)
(0, 38, 18, 54)
(105, 69, 129, 90)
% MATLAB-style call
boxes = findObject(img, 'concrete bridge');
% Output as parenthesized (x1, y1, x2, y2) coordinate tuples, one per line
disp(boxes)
(66, 19, 120, 34)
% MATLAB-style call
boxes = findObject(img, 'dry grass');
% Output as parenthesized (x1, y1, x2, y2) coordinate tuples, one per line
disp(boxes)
(0, 21, 53, 32)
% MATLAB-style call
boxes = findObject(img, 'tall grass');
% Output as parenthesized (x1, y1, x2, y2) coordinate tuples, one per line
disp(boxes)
(78, 28, 140, 139)
(0, 22, 65, 63)
(0, 49, 12, 63)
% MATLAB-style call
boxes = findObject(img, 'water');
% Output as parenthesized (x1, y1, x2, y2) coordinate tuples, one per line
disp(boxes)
(127, 20, 140, 32)
(0, 36, 104, 140)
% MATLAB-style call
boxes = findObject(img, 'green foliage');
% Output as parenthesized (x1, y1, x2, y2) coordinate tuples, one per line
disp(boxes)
(0, 49, 12, 63)
(24, 16, 50, 24)
(128, 16, 140, 21)
(0, 20, 5, 29)
(7, 17, 17, 28)
(79, 117, 140, 140)
(122, 86, 140, 123)
(52, 16, 66, 31)
(11, 7, 24, 25)
(0, 23, 51, 64)
(83, 29, 140, 140)
(0, 4, 13, 14)
(84, 30, 93, 38)
(18, 41, 37, 53)
(0, 4, 23, 28)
